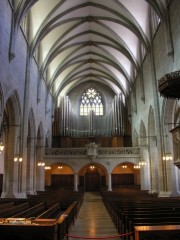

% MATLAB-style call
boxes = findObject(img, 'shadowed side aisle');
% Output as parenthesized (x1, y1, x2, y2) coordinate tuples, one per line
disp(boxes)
(68, 192, 119, 239)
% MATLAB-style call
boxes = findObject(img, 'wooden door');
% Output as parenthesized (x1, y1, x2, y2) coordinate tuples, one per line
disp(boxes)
(85, 173, 100, 191)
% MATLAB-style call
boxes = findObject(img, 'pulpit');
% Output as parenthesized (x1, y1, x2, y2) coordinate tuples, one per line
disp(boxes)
(158, 70, 180, 99)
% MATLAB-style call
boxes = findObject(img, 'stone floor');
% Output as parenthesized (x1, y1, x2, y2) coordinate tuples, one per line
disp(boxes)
(68, 192, 119, 239)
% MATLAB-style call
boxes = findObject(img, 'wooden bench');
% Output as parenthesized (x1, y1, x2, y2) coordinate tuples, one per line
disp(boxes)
(37, 203, 62, 219)
(120, 208, 180, 231)
(58, 201, 79, 240)
(0, 201, 79, 240)
(0, 218, 58, 240)
(0, 202, 30, 218)
(0, 202, 14, 209)
(102, 189, 180, 240)
(11, 202, 46, 218)
(134, 225, 180, 240)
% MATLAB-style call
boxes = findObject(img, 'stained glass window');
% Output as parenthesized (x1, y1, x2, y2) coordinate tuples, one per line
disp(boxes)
(80, 88, 104, 116)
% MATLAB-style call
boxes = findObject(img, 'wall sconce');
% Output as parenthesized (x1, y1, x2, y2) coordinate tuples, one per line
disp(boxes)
(162, 134, 173, 161)
(45, 166, 51, 170)
(139, 160, 147, 166)
(0, 142, 4, 153)
(90, 165, 95, 170)
(122, 165, 127, 168)
(58, 165, 63, 169)
(0, 123, 5, 153)
(37, 161, 45, 167)
(14, 135, 23, 162)
(162, 153, 173, 161)
(134, 165, 140, 169)
(14, 154, 23, 162)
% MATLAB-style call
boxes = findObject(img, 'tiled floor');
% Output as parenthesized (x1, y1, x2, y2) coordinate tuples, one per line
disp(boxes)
(68, 192, 119, 239)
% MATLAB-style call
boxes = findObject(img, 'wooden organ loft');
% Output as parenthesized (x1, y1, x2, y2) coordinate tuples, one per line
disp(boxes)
(52, 105, 132, 148)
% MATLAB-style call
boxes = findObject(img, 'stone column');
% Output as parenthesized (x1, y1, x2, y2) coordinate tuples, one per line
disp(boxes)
(36, 164, 45, 191)
(74, 172, 78, 192)
(107, 172, 112, 191)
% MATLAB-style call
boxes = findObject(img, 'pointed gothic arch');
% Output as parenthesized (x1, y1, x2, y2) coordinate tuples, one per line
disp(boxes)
(1, 91, 22, 198)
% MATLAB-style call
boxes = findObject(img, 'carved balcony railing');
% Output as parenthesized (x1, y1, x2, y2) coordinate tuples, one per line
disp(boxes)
(45, 148, 87, 156)
(44, 147, 140, 158)
(98, 147, 140, 156)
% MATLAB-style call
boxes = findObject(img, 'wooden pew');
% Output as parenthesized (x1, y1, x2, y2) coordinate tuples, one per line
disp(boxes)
(0, 201, 79, 240)
(120, 208, 180, 232)
(36, 203, 62, 219)
(0, 218, 58, 240)
(58, 201, 79, 240)
(134, 225, 180, 240)
(0, 202, 14, 209)
(0, 202, 30, 218)
(11, 202, 46, 218)
(102, 188, 180, 240)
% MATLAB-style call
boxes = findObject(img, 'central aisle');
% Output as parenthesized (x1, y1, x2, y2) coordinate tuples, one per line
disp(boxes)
(68, 192, 119, 239)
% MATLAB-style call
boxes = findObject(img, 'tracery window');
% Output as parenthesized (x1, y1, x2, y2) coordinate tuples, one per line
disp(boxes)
(80, 88, 104, 116)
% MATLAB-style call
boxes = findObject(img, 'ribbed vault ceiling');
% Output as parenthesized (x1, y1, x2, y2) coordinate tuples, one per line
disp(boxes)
(15, 0, 166, 99)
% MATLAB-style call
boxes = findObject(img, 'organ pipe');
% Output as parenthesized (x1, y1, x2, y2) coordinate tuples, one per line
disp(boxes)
(56, 94, 126, 137)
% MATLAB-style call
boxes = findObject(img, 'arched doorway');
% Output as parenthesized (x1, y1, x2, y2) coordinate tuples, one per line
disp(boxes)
(45, 164, 74, 190)
(112, 163, 140, 189)
(85, 166, 100, 192)
(79, 164, 107, 192)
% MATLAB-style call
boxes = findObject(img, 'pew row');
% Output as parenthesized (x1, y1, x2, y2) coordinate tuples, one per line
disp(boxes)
(102, 189, 180, 240)
(0, 199, 82, 240)
(134, 225, 180, 240)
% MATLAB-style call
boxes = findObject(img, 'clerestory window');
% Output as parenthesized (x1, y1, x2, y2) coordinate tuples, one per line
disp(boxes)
(80, 88, 104, 116)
